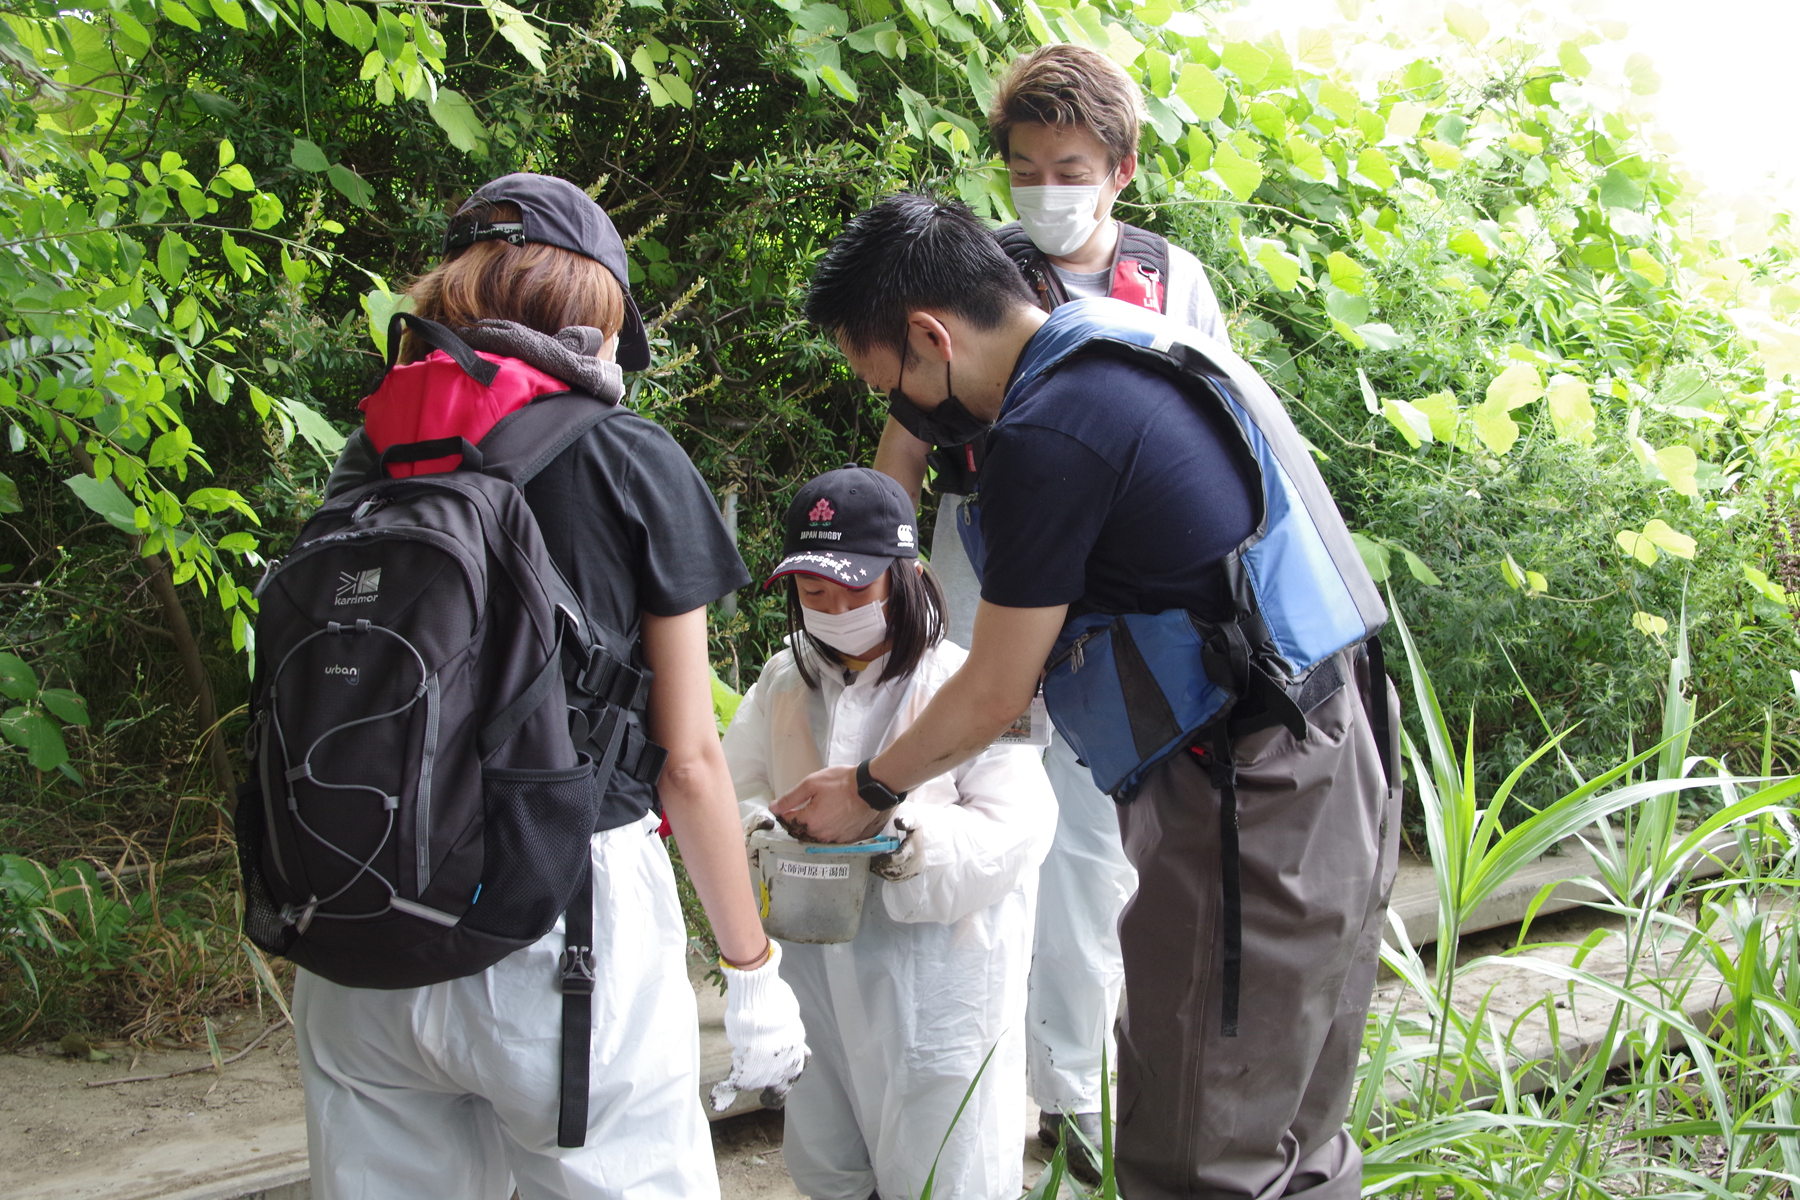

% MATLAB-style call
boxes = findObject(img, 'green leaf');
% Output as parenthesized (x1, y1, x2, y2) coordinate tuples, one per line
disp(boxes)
(1, 707, 68, 770)
(211, 0, 247, 29)
(161, 0, 203, 31)
(1210, 140, 1263, 202)
(1616, 528, 1659, 566)
(1413, 391, 1459, 442)
(1174, 64, 1223, 123)
(0, 471, 21, 515)
(1654, 445, 1699, 497)
(1598, 168, 1643, 210)
(1642, 518, 1696, 560)
(1745, 564, 1790, 606)
(819, 65, 858, 102)
(1471, 400, 1518, 456)
(1356, 367, 1379, 415)
(1326, 251, 1367, 295)
(289, 137, 330, 173)
(428, 88, 489, 156)
(1220, 41, 1270, 86)
(327, 164, 375, 209)
(1383, 101, 1425, 141)
(281, 398, 347, 460)
(1558, 39, 1591, 79)
(482, 0, 550, 70)
(1447, 228, 1488, 264)
(660, 73, 695, 107)
(155, 234, 191, 287)
(64, 474, 139, 534)
(39, 689, 88, 727)
(0, 654, 37, 701)
(1545, 374, 1595, 445)
(1382, 398, 1433, 448)
(1350, 532, 1391, 583)
(711, 667, 743, 733)
(1253, 242, 1302, 292)
(1400, 548, 1442, 586)
(1324, 288, 1370, 328)
(1354, 323, 1406, 351)
(1631, 610, 1668, 638)
(1443, 1, 1487, 43)
(249, 192, 284, 229)
(1485, 362, 1544, 410)
(1283, 136, 1325, 181)
(1625, 247, 1666, 287)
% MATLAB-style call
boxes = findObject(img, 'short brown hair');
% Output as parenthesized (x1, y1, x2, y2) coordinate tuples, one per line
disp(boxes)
(988, 43, 1146, 168)
(400, 202, 625, 363)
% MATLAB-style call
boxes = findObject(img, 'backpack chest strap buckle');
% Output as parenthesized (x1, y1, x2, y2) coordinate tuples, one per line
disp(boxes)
(559, 945, 596, 995)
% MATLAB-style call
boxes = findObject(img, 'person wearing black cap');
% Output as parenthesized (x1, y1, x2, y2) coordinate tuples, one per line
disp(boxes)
(301, 174, 808, 1200)
(721, 465, 1055, 1200)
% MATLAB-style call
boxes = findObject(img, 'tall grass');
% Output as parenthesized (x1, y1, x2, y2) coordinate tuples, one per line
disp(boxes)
(1014, 595, 1800, 1199)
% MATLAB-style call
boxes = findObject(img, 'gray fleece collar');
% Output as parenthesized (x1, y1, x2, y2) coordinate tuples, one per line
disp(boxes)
(456, 319, 626, 405)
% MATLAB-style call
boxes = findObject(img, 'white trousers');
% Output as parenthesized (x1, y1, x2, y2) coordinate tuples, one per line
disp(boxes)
(779, 877, 1034, 1200)
(294, 814, 718, 1200)
(1024, 733, 1138, 1115)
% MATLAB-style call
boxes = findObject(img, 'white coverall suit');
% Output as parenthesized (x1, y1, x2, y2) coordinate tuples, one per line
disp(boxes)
(293, 813, 718, 1200)
(724, 640, 1055, 1200)
(929, 510, 1137, 1116)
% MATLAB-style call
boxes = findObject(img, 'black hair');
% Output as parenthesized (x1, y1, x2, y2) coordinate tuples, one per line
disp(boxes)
(784, 560, 948, 690)
(803, 193, 1037, 359)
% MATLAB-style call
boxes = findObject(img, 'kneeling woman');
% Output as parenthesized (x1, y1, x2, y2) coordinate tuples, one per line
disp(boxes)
(724, 466, 1055, 1200)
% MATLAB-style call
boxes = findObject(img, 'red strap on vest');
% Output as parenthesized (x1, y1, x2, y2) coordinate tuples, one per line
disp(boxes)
(1111, 258, 1165, 312)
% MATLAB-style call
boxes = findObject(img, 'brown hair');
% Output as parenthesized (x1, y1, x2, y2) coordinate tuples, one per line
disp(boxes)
(987, 43, 1146, 168)
(400, 201, 625, 363)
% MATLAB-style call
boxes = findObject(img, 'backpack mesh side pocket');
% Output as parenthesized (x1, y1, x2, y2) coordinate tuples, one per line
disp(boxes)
(234, 780, 298, 956)
(463, 755, 600, 941)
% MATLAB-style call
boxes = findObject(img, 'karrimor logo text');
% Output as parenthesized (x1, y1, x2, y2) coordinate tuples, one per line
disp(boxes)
(335, 569, 381, 605)
(324, 664, 360, 685)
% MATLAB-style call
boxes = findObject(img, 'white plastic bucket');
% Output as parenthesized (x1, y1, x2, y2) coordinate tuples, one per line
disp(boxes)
(748, 828, 900, 944)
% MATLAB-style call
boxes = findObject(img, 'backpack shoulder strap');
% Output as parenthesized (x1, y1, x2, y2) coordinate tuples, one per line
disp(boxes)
(995, 221, 1065, 311)
(1115, 224, 1171, 287)
(477, 393, 628, 488)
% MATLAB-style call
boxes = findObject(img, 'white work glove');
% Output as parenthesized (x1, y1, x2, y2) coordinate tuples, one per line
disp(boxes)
(743, 806, 777, 838)
(711, 939, 810, 1112)
(869, 813, 924, 882)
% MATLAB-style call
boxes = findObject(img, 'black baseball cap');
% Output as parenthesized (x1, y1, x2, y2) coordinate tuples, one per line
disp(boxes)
(442, 173, 652, 372)
(766, 466, 920, 590)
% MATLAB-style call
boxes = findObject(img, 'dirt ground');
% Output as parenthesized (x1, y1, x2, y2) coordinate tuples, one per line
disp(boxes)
(0, 1010, 1057, 1199)
(0, 1010, 307, 1200)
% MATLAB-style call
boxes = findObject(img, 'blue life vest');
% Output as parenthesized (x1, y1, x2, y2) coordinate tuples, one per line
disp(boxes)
(961, 298, 1386, 799)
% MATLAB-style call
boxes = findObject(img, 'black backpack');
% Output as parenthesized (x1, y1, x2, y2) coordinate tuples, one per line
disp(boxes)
(237, 316, 662, 1145)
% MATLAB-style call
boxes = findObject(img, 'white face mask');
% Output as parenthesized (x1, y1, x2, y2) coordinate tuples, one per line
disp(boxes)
(1010, 184, 1105, 257)
(802, 599, 889, 658)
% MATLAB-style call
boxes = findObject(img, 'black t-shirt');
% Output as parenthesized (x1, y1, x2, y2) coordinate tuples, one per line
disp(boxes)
(976, 353, 1258, 620)
(523, 411, 749, 641)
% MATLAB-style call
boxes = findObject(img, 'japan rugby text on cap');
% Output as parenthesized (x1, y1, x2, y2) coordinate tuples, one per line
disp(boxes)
(766, 465, 919, 590)
(442, 172, 652, 372)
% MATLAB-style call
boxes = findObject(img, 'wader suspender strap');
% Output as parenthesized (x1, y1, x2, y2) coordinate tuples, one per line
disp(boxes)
(1367, 635, 1395, 789)
(557, 863, 596, 1148)
(1207, 730, 1243, 1039)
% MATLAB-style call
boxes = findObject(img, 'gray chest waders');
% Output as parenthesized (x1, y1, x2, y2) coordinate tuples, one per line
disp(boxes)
(1000, 300, 1389, 1039)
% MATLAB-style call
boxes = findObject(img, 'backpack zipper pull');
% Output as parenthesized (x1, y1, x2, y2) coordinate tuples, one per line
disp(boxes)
(352, 497, 385, 522)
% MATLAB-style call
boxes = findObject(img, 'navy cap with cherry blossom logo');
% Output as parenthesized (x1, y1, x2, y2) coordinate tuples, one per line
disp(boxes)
(766, 465, 919, 590)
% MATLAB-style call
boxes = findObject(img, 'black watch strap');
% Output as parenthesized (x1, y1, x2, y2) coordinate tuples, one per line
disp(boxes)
(855, 758, 906, 810)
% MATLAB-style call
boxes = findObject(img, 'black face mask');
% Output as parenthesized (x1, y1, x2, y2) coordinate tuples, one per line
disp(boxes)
(887, 358, 990, 448)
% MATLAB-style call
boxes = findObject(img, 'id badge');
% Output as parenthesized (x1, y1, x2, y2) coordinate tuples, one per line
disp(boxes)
(995, 694, 1052, 748)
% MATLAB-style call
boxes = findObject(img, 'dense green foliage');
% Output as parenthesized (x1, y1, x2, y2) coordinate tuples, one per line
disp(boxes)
(0, 0, 1797, 1048)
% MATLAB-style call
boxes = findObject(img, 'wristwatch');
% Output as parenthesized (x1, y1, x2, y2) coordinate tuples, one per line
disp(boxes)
(855, 758, 907, 810)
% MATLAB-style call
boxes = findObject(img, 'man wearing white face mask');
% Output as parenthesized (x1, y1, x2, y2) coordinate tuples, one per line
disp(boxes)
(993, 43, 1226, 341)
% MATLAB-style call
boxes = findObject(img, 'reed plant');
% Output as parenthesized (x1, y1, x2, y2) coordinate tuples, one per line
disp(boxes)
(1020, 595, 1800, 1198)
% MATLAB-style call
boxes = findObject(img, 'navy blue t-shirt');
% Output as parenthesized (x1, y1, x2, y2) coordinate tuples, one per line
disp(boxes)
(976, 352, 1259, 620)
